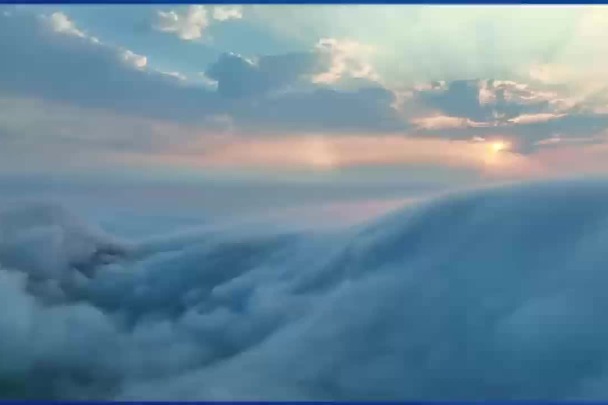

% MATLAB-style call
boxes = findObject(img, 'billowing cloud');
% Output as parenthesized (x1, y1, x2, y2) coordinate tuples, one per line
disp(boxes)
(5, 180, 608, 398)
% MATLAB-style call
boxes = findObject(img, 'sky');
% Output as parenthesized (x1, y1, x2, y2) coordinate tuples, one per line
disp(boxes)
(3, 5, 608, 225)
(8, 7, 608, 400)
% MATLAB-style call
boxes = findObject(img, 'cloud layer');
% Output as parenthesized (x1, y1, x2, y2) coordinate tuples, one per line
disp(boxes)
(4, 180, 608, 399)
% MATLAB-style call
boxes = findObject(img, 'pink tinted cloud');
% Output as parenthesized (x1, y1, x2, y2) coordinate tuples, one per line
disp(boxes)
(533, 139, 608, 176)
(411, 115, 493, 130)
(507, 113, 566, 125)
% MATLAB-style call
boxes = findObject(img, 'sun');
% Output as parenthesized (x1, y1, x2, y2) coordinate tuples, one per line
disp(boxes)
(491, 141, 509, 153)
(483, 140, 512, 166)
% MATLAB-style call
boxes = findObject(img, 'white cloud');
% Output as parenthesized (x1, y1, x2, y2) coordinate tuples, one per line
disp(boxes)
(197, 72, 219, 90)
(40, 11, 101, 46)
(160, 71, 187, 81)
(121, 49, 148, 70)
(478, 80, 497, 106)
(312, 38, 380, 85)
(212, 6, 243, 22)
(156, 5, 209, 41)
(45, 12, 86, 39)
(154, 5, 244, 40)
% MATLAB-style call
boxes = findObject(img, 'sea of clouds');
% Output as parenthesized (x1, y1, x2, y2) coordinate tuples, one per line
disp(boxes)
(3, 179, 608, 399)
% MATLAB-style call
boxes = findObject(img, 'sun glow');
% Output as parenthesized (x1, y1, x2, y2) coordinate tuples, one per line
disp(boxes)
(491, 141, 509, 153)
(482, 139, 516, 169)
